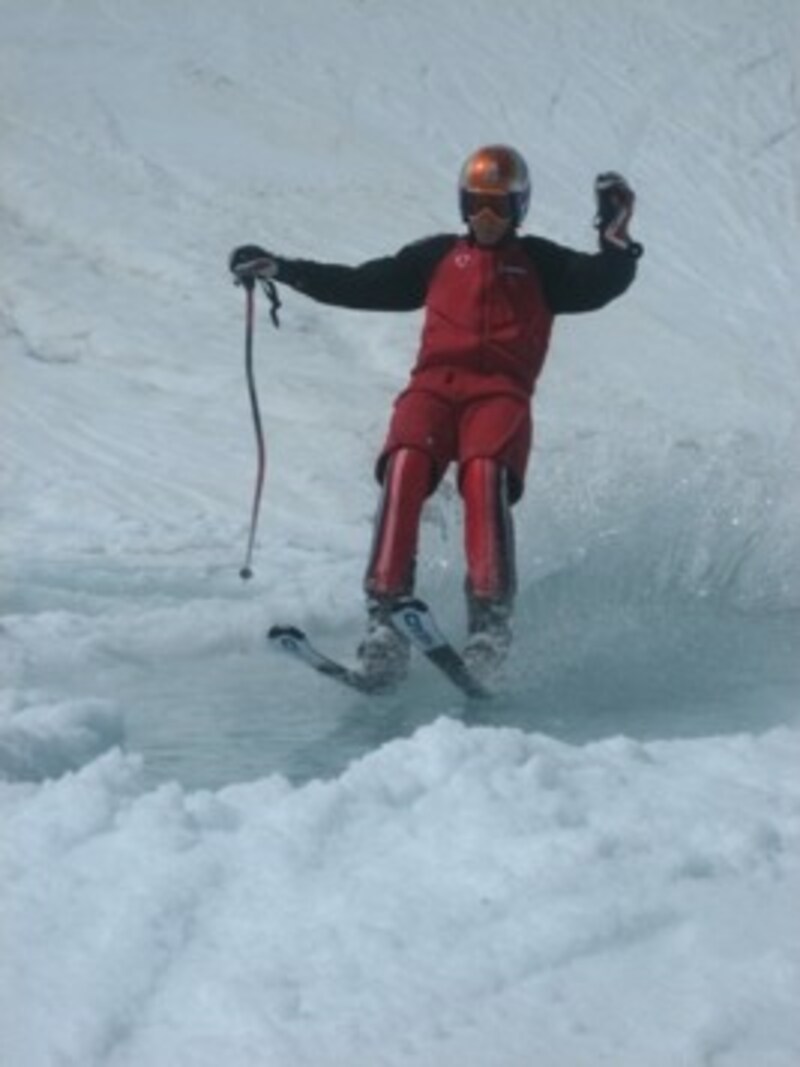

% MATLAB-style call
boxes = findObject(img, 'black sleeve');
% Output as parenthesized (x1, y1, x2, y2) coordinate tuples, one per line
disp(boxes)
(521, 235, 639, 314)
(274, 235, 457, 312)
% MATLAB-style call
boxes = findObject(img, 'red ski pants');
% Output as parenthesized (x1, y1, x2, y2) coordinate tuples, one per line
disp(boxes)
(364, 447, 517, 605)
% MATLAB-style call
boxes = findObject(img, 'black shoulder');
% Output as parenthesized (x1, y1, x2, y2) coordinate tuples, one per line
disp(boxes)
(518, 234, 579, 274)
(395, 234, 459, 270)
(519, 234, 638, 314)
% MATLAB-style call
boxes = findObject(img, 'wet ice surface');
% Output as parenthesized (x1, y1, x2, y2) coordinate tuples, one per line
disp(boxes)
(5, 550, 799, 795)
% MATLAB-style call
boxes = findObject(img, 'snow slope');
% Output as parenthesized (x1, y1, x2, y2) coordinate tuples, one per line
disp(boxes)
(2, 2, 799, 1065)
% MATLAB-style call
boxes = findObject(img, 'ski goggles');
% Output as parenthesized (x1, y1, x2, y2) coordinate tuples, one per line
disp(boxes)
(461, 191, 515, 220)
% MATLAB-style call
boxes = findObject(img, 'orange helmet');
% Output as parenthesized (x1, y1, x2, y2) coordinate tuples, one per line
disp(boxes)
(458, 145, 531, 227)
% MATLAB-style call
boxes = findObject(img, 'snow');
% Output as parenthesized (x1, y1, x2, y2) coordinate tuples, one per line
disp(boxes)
(1, 1, 799, 1064)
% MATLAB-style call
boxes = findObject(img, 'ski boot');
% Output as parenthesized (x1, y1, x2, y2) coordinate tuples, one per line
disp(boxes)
(356, 596, 411, 691)
(462, 596, 512, 679)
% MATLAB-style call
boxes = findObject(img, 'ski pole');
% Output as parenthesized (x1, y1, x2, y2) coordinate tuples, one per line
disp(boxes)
(237, 275, 281, 580)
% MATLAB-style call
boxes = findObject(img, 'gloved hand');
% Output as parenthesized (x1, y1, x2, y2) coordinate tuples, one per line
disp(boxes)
(229, 244, 279, 281)
(594, 173, 642, 257)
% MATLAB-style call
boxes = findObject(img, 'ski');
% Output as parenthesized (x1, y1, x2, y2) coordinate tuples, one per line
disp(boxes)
(267, 625, 385, 694)
(269, 599, 491, 700)
(389, 597, 491, 700)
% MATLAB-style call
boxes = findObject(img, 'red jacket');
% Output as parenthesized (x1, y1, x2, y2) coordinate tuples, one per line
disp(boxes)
(415, 238, 553, 396)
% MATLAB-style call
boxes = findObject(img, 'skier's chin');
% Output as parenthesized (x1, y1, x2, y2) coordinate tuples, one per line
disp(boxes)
(469, 218, 513, 247)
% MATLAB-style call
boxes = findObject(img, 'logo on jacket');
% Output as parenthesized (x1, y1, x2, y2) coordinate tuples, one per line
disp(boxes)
(455, 252, 472, 269)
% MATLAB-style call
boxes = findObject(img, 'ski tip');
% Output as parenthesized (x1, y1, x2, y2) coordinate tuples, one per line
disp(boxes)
(268, 624, 305, 641)
(270, 623, 305, 635)
(393, 596, 429, 614)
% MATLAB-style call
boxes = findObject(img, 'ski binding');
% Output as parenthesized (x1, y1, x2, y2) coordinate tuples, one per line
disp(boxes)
(388, 597, 491, 700)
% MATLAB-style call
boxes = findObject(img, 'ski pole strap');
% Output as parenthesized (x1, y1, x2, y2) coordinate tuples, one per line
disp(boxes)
(260, 278, 281, 328)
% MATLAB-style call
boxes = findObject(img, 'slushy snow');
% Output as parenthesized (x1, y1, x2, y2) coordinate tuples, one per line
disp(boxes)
(2, 2, 799, 1065)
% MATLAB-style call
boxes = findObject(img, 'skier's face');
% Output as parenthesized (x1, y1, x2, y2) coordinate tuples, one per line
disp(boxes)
(468, 207, 513, 246)
(464, 193, 514, 246)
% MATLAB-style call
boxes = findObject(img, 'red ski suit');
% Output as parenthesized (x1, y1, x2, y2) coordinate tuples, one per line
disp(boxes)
(277, 231, 637, 600)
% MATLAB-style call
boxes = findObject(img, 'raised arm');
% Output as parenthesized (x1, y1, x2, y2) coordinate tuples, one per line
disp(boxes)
(525, 172, 642, 313)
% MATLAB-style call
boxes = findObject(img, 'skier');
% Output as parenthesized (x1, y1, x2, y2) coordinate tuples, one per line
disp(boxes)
(229, 145, 642, 688)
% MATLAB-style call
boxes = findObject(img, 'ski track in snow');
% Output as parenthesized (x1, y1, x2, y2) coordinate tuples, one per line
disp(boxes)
(2, 2, 800, 1065)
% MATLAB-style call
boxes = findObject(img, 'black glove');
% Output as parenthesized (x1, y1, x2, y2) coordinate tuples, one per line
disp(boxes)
(229, 244, 279, 281)
(594, 173, 642, 257)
